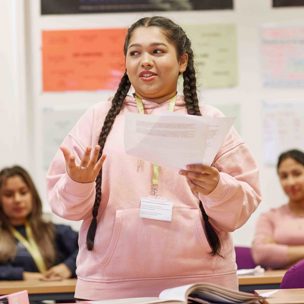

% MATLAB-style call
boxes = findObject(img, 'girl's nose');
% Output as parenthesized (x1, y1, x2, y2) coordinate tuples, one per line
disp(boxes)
(141, 54, 153, 68)
(286, 176, 296, 185)
(13, 192, 22, 202)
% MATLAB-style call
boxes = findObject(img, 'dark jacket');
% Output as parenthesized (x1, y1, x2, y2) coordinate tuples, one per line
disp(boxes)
(0, 224, 78, 280)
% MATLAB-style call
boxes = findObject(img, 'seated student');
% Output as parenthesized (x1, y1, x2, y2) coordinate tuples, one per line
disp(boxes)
(0, 165, 78, 280)
(252, 149, 304, 269)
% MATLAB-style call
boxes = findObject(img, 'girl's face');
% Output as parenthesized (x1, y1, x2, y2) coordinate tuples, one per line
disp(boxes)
(278, 157, 304, 203)
(0, 175, 33, 225)
(126, 26, 188, 102)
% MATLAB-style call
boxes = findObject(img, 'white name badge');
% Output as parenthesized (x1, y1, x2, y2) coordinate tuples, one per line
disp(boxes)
(140, 196, 173, 222)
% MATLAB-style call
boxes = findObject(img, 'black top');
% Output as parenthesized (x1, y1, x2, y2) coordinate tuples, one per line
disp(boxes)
(0, 224, 78, 280)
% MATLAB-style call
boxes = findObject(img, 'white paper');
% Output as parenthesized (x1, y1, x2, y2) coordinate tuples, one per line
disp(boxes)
(258, 290, 278, 298)
(124, 112, 234, 169)
(237, 266, 265, 276)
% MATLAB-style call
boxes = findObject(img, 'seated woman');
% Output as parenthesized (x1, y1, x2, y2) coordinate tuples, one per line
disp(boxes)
(252, 149, 304, 269)
(0, 165, 78, 280)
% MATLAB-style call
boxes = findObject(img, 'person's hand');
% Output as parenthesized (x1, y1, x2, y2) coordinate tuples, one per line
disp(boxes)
(179, 164, 220, 196)
(23, 271, 44, 280)
(43, 263, 72, 280)
(60, 145, 106, 183)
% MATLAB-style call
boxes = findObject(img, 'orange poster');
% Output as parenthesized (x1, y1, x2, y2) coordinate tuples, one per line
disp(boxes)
(42, 28, 127, 92)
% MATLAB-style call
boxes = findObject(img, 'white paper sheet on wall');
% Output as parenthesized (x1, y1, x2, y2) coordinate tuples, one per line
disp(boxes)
(262, 100, 304, 166)
(182, 23, 238, 88)
(261, 25, 304, 87)
(43, 107, 86, 170)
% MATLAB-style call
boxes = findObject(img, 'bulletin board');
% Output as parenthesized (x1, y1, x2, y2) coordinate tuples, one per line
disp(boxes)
(26, 0, 304, 243)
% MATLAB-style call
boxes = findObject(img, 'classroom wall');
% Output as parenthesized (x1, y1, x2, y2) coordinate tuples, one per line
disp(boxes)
(1, 0, 304, 244)
(0, 0, 30, 170)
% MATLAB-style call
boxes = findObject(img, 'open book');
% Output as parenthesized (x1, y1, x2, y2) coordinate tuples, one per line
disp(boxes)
(90, 282, 265, 304)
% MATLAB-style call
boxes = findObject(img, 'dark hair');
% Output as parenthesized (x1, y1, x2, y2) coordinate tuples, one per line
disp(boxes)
(277, 149, 304, 171)
(86, 16, 221, 256)
(0, 165, 56, 266)
(0, 166, 43, 224)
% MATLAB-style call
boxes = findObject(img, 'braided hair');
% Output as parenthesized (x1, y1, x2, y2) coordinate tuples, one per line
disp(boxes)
(86, 16, 221, 256)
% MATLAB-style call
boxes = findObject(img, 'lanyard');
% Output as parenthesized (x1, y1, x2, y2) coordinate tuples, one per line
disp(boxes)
(11, 222, 47, 273)
(135, 94, 176, 195)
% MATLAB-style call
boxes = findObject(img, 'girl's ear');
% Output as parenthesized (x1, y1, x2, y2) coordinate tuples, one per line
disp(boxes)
(179, 53, 189, 74)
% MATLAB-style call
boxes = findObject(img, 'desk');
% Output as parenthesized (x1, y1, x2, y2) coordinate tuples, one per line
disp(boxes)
(0, 279, 76, 302)
(255, 288, 304, 303)
(0, 273, 286, 302)
(238, 270, 286, 292)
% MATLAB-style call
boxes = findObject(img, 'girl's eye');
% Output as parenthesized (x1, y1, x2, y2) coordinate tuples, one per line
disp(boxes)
(129, 50, 139, 56)
(292, 170, 303, 177)
(153, 49, 163, 54)
(3, 192, 13, 198)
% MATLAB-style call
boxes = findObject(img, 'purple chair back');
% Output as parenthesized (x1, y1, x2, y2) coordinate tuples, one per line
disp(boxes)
(280, 259, 304, 289)
(235, 246, 256, 269)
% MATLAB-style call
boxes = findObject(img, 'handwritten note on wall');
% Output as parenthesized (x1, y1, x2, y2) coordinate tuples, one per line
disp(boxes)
(262, 100, 304, 165)
(183, 24, 238, 88)
(261, 25, 304, 87)
(42, 28, 127, 92)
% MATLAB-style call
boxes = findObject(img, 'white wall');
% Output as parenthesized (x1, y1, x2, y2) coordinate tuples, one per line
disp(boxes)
(1, 0, 304, 243)
(0, 0, 30, 169)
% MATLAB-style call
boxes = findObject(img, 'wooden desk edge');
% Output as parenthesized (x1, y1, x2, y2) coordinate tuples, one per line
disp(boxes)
(0, 279, 76, 295)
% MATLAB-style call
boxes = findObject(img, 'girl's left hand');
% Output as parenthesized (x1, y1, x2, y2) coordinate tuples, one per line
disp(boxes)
(43, 263, 72, 280)
(179, 164, 220, 196)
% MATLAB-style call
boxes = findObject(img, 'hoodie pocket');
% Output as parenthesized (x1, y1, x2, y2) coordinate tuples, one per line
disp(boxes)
(101, 207, 212, 280)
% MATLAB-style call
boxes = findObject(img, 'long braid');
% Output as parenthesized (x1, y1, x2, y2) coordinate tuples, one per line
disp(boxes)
(86, 72, 131, 250)
(183, 37, 221, 256)
(183, 47, 201, 116)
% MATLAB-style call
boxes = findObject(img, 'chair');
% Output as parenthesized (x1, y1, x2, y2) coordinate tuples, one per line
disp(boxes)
(280, 259, 304, 289)
(235, 246, 257, 269)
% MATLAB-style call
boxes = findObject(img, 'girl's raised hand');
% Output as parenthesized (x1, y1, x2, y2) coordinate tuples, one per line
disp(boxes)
(60, 145, 106, 183)
(179, 164, 220, 196)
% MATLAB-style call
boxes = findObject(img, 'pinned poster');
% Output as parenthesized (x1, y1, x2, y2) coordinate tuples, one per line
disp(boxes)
(261, 25, 304, 87)
(42, 28, 127, 92)
(262, 100, 304, 166)
(41, 0, 233, 15)
(42, 106, 87, 170)
(183, 24, 238, 88)
(273, 0, 304, 7)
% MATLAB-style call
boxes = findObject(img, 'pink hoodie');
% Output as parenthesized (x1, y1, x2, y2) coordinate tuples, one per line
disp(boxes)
(252, 204, 304, 269)
(47, 95, 261, 300)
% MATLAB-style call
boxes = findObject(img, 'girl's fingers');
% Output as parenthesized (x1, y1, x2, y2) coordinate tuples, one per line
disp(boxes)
(90, 145, 101, 166)
(61, 146, 76, 170)
(61, 145, 105, 183)
(68, 154, 77, 170)
(60, 146, 70, 163)
(187, 179, 200, 196)
(80, 146, 92, 167)
(186, 164, 208, 172)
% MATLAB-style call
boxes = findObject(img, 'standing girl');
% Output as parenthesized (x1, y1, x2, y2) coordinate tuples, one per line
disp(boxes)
(47, 16, 261, 300)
